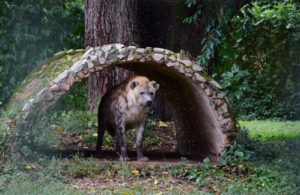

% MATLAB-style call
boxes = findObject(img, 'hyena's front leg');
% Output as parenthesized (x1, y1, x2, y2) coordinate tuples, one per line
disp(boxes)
(116, 122, 130, 162)
(136, 122, 149, 161)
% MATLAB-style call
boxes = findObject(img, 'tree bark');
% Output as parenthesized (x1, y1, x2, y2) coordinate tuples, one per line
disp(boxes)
(84, 0, 138, 112)
(84, 0, 249, 117)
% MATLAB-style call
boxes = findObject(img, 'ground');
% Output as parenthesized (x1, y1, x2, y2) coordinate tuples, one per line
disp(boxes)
(50, 119, 179, 161)
(0, 120, 299, 194)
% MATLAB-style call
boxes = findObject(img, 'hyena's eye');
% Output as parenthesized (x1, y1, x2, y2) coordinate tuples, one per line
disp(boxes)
(149, 92, 154, 96)
(140, 92, 145, 95)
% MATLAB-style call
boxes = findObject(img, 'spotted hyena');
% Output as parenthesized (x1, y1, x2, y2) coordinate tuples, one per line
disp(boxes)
(96, 76, 160, 161)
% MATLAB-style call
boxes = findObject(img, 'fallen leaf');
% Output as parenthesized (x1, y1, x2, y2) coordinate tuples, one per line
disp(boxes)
(25, 164, 32, 170)
(158, 121, 168, 128)
(132, 169, 139, 175)
(90, 187, 96, 193)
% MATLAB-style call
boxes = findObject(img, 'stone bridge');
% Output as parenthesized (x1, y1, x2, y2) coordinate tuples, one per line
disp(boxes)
(8, 44, 239, 161)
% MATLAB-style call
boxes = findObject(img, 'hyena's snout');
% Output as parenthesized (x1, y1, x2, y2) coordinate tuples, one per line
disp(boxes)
(143, 94, 155, 107)
(146, 100, 152, 107)
(140, 93, 155, 107)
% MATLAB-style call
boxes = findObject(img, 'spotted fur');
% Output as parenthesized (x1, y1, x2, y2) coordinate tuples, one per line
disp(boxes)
(96, 76, 159, 161)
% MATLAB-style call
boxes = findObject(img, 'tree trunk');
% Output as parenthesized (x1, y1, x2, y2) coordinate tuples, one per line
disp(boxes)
(84, 0, 249, 117)
(84, 0, 138, 112)
(85, 0, 138, 46)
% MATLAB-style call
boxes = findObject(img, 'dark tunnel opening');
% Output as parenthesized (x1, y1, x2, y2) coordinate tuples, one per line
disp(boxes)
(118, 62, 225, 161)
(15, 46, 236, 162)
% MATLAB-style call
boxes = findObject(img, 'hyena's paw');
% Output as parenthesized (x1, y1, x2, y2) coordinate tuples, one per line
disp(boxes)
(119, 156, 130, 162)
(137, 156, 149, 162)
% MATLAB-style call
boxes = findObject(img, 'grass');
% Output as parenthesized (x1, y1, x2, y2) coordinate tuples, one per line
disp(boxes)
(0, 157, 79, 195)
(0, 120, 299, 194)
(1, 174, 78, 195)
(237, 120, 300, 194)
(240, 120, 300, 141)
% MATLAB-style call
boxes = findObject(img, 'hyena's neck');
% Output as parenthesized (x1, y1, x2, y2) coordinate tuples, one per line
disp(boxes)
(125, 105, 147, 125)
(128, 104, 147, 114)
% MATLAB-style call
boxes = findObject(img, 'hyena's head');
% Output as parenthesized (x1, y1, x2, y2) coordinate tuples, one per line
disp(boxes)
(129, 76, 159, 107)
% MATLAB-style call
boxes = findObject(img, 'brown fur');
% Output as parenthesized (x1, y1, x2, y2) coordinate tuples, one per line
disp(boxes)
(96, 76, 159, 161)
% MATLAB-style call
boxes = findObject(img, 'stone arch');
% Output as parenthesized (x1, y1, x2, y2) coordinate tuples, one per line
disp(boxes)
(18, 44, 239, 161)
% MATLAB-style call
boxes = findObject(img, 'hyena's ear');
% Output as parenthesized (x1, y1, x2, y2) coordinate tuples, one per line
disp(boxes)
(150, 81, 160, 90)
(130, 81, 139, 89)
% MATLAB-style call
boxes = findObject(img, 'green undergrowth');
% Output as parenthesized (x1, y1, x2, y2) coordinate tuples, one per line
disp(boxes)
(0, 120, 299, 194)
(240, 120, 300, 142)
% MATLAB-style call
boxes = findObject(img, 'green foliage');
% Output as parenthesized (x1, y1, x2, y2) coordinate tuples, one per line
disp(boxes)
(216, 0, 300, 119)
(30, 78, 89, 146)
(240, 120, 300, 141)
(63, 153, 103, 179)
(60, 79, 88, 111)
(184, 0, 300, 119)
(29, 79, 90, 145)
(0, 157, 79, 194)
(218, 65, 251, 105)
(60, 111, 90, 134)
(240, 121, 299, 191)
(82, 133, 98, 144)
(0, 0, 84, 106)
(35, 110, 92, 144)
(61, 1, 84, 49)
(179, 123, 300, 194)
(184, 0, 240, 68)
(33, 116, 60, 146)
(0, 120, 7, 156)
(183, 0, 202, 24)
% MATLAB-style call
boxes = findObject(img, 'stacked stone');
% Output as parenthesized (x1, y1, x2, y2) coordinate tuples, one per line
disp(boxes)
(21, 43, 239, 145)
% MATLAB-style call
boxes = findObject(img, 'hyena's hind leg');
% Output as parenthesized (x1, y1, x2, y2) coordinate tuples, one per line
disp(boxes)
(96, 116, 105, 155)
(107, 123, 115, 138)
(106, 124, 121, 156)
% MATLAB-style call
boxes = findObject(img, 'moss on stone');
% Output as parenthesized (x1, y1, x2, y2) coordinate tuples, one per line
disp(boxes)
(199, 70, 212, 82)
(2, 51, 85, 122)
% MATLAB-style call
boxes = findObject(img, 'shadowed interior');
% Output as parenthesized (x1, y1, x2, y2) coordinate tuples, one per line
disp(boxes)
(117, 62, 225, 161)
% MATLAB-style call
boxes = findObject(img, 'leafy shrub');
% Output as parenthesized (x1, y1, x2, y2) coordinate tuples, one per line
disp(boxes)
(0, 125, 7, 156)
(58, 79, 88, 111)
(215, 0, 300, 119)
(59, 111, 90, 134)
(0, 0, 84, 106)
(185, 0, 300, 119)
